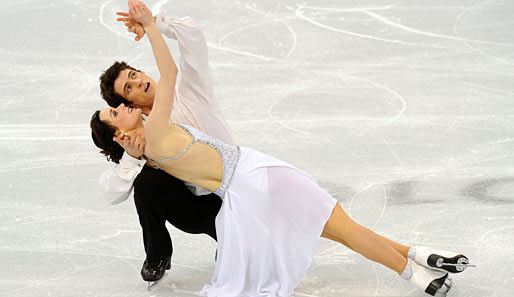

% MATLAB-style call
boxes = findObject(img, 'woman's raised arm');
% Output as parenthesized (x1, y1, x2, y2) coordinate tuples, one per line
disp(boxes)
(129, 0, 178, 142)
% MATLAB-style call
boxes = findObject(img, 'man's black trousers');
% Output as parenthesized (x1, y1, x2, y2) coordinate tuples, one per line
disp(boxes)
(133, 166, 222, 261)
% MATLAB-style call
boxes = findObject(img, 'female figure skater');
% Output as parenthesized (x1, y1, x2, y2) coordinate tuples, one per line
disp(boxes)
(91, 1, 471, 296)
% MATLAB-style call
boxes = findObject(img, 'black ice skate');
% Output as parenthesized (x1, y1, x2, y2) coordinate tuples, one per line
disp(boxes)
(410, 246, 475, 273)
(407, 260, 453, 297)
(141, 256, 171, 291)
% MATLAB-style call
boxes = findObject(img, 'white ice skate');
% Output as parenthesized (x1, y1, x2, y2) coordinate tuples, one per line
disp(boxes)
(406, 260, 453, 297)
(409, 246, 475, 274)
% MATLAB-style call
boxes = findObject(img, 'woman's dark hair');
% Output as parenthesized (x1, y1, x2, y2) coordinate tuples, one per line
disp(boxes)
(99, 61, 141, 108)
(90, 110, 124, 163)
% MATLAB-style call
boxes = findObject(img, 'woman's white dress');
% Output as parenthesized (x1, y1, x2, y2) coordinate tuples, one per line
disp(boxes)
(150, 125, 338, 297)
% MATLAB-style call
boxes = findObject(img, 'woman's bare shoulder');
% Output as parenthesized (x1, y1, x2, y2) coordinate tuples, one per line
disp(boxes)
(144, 125, 191, 160)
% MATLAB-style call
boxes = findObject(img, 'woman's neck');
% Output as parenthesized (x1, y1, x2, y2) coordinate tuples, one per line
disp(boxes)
(134, 126, 145, 135)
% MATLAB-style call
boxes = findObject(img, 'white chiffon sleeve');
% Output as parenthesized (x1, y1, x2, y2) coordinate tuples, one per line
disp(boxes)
(98, 152, 146, 205)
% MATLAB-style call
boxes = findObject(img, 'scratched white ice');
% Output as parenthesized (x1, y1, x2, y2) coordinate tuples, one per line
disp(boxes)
(1, 0, 514, 296)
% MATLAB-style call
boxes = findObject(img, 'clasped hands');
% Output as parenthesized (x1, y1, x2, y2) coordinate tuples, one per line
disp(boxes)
(116, 0, 155, 41)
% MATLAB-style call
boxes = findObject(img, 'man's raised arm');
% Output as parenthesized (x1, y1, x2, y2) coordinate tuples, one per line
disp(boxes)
(118, 10, 219, 107)
(154, 13, 215, 107)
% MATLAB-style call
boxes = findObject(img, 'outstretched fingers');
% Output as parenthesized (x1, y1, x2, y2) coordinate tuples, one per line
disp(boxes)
(116, 6, 145, 41)
(112, 130, 145, 158)
(135, 134, 146, 152)
(137, 0, 150, 12)
(112, 133, 125, 146)
(128, 0, 136, 17)
(129, 0, 141, 16)
(128, 0, 152, 25)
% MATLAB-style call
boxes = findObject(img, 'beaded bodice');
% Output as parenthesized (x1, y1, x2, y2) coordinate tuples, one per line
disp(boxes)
(148, 124, 240, 197)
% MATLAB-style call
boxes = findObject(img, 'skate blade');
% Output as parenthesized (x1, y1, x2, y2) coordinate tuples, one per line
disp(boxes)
(434, 278, 452, 297)
(440, 263, 476, 268)
(439, 258, 475, 272)
(147, 280, 159, 291)
(431, 254, 474, 273)
(146, 272, 168, 291)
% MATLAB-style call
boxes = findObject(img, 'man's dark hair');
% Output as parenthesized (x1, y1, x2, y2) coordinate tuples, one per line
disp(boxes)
(90, 110, 124, 163)
(99, 61, 142, 108)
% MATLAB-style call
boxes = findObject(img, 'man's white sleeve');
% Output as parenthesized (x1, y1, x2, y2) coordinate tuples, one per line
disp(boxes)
(98, 153, 146, 205)
(155, 12, 214, 107)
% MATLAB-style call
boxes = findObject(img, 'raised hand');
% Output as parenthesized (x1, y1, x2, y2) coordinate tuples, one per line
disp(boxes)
(128, 0, 153, 27)
(113, 129, 146, 159)
(116, 11, 145, 41)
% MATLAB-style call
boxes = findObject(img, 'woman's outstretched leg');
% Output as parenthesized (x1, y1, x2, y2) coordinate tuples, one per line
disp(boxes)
(321, 231, 352, 249)
(322, 203, 408, 274)
(379, 234, 410, 258)
(321, 203, 453, 296)
(265, 165, 451, 295)
(266, 165, 409, 273)
(321, 231, 410, 258)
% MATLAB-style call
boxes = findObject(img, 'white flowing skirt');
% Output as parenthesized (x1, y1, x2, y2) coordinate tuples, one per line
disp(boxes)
(200, 147, 338, 297)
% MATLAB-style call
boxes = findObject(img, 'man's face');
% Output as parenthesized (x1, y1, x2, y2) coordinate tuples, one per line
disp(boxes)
(114, 69, 156, 108)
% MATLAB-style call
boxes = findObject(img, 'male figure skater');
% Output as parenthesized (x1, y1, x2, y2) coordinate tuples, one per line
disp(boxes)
(98, 10, 230, 288)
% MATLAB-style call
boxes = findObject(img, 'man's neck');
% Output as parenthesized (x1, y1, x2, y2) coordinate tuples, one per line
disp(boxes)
(141, 106, 152, 116)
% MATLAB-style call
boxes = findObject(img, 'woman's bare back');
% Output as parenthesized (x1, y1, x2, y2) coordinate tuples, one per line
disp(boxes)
(144, 124, 223, 192)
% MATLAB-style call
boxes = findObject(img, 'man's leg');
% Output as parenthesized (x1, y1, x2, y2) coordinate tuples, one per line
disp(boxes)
(133, 166, 222, 263)
(164, 190, 222, 240)
(133, 167, 181, 284)
(133, 167, 174, 262)
(195, 193, 222, 241)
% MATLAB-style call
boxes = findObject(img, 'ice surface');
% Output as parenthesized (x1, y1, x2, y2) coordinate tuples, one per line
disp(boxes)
(1, 0, 514, 296)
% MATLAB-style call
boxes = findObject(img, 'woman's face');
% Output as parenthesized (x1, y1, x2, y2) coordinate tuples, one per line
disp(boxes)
(99, 103, 142, 134)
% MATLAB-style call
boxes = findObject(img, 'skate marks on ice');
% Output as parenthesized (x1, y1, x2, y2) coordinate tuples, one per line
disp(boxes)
(207, 2, 298, 62)
(295, 2, 514, 49)
(454, 3, 514, 67)
(463, 177, 514, 204)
